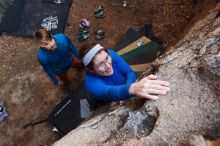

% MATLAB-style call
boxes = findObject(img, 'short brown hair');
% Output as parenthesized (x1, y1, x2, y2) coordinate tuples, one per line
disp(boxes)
(34, 28, 52, 42)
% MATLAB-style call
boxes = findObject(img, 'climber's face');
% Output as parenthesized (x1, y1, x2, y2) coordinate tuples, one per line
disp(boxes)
(92, 50, 113, 76)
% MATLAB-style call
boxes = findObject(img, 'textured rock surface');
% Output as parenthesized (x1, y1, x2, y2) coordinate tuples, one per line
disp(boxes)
(53, 2, 220, 146)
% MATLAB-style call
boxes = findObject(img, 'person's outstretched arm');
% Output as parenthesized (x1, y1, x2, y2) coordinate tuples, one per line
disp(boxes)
(86, 74, 170, 101)
(85, 78, 133, 101)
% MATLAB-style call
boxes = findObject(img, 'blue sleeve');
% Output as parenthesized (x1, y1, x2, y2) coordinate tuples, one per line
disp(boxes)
(66, 35, 79, 59)
(37, 54, 59, 84)
(109, 50, 136, 84)
(85, 79, 133, 101)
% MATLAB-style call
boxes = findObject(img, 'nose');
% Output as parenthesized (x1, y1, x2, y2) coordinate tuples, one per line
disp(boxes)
(105, 61, 111, 68)
(48, 41, 54, 48)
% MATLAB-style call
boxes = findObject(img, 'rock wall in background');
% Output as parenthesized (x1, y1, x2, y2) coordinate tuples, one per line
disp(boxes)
(53, 2, 220, 146)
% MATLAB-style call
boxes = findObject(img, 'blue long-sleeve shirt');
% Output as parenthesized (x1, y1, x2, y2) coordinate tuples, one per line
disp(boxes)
(85, 50, 136, 101)
(37, 34, 79, 84)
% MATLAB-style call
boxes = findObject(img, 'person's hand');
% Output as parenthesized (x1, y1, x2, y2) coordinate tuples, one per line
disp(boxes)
(129, 74, 170, 100)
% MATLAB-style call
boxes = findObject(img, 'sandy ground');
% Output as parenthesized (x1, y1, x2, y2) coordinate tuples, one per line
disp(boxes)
(0, 0, 212, 145)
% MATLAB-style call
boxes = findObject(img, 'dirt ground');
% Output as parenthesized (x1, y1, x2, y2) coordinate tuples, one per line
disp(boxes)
(0, 0, 215, 145)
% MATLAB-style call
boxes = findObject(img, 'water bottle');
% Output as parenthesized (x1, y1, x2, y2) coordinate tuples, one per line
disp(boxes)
(123, 0, 127, 7)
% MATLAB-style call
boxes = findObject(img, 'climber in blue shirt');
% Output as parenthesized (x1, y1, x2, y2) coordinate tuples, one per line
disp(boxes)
(35, 28, 79, 86)
(80, 43, 170, 102)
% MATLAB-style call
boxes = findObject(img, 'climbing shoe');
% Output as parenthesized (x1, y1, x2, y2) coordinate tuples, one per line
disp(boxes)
(94, 30, 105, 40)
(78, 27, 90, 41)
(78, 32, 89, 41)
(94, 5, 105, 15)
(81, 27, 90, 34)
(95, 11, 106, 19)
(94, 5, 106, 19)
(79, 18, 90, 28)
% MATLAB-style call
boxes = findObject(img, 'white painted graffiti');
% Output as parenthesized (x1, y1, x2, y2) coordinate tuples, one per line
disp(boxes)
(41, 16, 59, 31)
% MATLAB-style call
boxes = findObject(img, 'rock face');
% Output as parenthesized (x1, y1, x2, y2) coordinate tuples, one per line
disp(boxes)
(53, 2, 220, 146)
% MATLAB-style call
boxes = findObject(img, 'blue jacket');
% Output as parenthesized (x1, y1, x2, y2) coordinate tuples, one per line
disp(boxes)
(37, 34, 79, 84)
(85, 50, 136, 101)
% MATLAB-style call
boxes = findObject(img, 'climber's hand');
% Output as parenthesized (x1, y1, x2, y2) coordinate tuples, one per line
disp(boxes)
(129, 74, 170, 100)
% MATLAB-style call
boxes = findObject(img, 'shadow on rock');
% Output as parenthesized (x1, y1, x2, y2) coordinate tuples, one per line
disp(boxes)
(123, 101, 159, 138)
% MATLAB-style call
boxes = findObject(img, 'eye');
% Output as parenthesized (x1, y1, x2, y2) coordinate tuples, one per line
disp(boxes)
(41, 42, 49, 46)
(99, 63, 105, 68)
(106, 55, 111, 63)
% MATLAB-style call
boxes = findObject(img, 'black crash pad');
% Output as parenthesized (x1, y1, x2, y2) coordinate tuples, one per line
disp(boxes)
(0, 0, 26, 32)
(10, 2, 71, 37)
